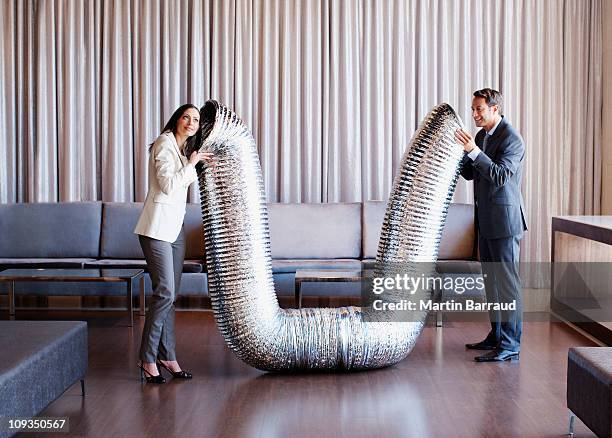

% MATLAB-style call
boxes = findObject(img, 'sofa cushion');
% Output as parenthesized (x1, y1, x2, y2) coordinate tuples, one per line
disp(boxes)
(362, 259, 377, 270)
(2, 272, 207, 297)
(272, 259, 362, 273)
(362, 201, 387, 259)
(268, 203, 361, 259)
(362, 201, 476, 260)
(115, 272, 208, 296)
(83, 259, 203, 273)
(273, 272, 361, 297)
(0, 258, 94, 269)
(130, 272, 209, 296)
(435, 260, 482, 274)
(438, 203, 476, 260)
(177, 272, 209, 296)
(101, 202, 205, 261)
(362, 259, 481, 273)
(184, 204, 205, 259)
(3, 280, 141, 297)
(0, 202, 102, 258)
(100, 202, 144, 259)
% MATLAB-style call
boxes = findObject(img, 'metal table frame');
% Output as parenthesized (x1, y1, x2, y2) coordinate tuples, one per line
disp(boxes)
(1, 268, 145, 326)
(294, 269, 363, 308)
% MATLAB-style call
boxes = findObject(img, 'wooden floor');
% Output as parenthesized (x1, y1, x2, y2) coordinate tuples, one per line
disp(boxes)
(9, 310, 598, 438)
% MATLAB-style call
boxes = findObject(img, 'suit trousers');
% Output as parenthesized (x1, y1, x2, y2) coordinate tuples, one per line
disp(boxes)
(138, 227, 185, 363)
(479, 234, 523, 352)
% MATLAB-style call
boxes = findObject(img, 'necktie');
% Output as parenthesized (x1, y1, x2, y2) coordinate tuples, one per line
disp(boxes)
(482, 133, 490, 153)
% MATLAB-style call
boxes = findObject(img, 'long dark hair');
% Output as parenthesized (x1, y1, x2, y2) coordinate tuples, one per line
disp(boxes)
(184, 101, 216, 159)
(149, 104, 199, 151)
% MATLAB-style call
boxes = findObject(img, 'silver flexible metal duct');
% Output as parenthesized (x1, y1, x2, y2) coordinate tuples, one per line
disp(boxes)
(190, 100, 464, 371)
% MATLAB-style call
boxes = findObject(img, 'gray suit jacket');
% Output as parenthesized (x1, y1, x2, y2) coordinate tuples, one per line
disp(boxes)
(460, 117, 527, 239)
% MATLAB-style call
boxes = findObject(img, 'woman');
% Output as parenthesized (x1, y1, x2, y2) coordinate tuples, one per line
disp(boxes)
(134, 104, 211, 383)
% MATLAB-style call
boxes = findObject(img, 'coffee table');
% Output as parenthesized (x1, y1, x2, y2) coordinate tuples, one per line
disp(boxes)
(0, 268, 144, 326)
(294, 269, 364, 308)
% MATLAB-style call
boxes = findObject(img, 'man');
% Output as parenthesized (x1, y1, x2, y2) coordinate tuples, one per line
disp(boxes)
(454, 88, 527, 362)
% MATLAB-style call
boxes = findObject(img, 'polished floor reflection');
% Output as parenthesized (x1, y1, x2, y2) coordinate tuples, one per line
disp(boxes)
(21, 311, 597, 438)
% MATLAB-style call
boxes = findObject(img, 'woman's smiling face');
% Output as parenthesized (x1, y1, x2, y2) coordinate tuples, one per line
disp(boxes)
(176, 107, 200, 138)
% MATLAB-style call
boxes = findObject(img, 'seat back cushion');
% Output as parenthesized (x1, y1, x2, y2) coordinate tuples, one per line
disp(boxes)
(100, 202, 144, 258)
(268, 203, 361, 259)
(362, 201, 476, 260)
(438, 203, 476, 260)
(0, 202, 102, 258)
(184, 203, 205, 259)
(362, 201, 387, 259)
(101, 202, 204, 260)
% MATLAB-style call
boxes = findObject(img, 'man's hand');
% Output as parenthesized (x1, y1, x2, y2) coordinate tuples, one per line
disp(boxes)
(454, 129, 477, 153)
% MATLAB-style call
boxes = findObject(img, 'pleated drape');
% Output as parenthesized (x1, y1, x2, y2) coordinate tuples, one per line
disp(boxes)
(0, 0, 602, 265)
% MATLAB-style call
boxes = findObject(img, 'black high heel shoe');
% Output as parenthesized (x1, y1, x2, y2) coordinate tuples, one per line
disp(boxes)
(138, 363, 166, 384)
(156, 360, 193, 379)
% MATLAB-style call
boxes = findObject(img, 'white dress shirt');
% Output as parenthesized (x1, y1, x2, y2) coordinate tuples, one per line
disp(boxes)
(467, 117, 502, 161)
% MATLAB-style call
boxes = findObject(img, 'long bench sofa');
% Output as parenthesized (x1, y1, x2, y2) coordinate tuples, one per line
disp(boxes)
(0, 201, 479, 304)
(0, 321, 87, 438)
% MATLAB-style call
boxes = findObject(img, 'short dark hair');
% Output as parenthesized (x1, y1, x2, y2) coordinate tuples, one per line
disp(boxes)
(473, 88, 503, 114)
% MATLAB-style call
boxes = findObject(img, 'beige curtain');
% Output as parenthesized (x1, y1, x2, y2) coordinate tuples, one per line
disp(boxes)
(0, 0, 602, 265)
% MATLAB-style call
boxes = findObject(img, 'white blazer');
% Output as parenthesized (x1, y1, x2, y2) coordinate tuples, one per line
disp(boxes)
(134, 132, 198, 242)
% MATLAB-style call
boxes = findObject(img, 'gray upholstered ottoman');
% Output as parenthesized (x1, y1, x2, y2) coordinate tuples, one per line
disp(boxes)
(0, 321, 87, 438)
(567, 347, 612, 438)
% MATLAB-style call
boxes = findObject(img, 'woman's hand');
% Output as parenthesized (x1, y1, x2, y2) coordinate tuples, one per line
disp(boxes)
(189, 151, 215, 166)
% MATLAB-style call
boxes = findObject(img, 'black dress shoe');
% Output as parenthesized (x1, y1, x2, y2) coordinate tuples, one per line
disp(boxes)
(465, 340, 497, 350)
(138, 363, 166, 384)
(474, 349, 519, 362)
(157, 361, 193, 379)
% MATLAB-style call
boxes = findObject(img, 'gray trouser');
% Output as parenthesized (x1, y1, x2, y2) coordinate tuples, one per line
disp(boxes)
(138, 228, 185, 363)
(479, 234, 523, 352)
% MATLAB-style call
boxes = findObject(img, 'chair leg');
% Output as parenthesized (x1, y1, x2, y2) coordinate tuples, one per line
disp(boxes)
(294, 281, 302, 309)
(127, 279, 134, 327)
(436, 311, 443, 327)
(139, 276, 146, 316)
(567, 410, 575, 437)
(80, 379, 85, 397)
(9, 281, 15, 319)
